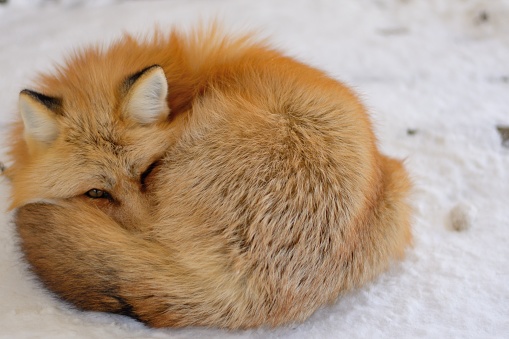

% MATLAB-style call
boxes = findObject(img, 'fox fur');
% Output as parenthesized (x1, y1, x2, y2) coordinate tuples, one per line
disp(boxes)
(6, 25, 412, 329)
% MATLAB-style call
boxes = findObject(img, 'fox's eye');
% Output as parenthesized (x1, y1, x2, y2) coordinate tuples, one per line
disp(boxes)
(85, 189, 111, 199)
(140, 161, 160, 188)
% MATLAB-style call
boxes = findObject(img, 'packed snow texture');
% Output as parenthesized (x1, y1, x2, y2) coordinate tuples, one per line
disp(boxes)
(0, 0, 508, 338)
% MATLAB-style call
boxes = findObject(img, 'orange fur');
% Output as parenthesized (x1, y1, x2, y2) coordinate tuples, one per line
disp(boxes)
(8, 25, 412, 328)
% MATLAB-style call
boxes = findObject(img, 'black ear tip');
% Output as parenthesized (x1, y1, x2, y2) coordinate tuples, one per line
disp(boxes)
(138, 64, 165, 78)
(124, 64, 165, 91)
(19, 89, 62, 112)
(20, 89, 36, 96)
(146, 64, 163, 71)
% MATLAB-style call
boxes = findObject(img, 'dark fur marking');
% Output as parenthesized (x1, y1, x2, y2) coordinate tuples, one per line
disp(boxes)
(110, 294, 144, 324)
(21, 89, 63, 115)
(140, 160, 161, 191)
(123, 64, 162, 94)
(342, 251, 355, 270)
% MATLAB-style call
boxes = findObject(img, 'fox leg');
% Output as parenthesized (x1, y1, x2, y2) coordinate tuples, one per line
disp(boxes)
(15, 202, 248, 328)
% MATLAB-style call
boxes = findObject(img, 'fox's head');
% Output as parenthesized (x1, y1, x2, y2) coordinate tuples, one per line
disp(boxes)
(11, 65, 174, 230)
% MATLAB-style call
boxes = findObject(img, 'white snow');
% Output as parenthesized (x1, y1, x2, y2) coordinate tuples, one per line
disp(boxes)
(1, 0, 508, 338)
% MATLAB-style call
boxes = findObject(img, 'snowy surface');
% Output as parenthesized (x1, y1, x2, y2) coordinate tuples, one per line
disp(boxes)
(1, 0, 508, 338)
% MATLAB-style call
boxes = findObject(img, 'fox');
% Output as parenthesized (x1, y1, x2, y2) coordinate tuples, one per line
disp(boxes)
(4, 25, 412, 329)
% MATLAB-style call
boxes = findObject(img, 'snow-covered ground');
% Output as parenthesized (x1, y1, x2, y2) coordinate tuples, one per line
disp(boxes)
(1, 0, 508, 338)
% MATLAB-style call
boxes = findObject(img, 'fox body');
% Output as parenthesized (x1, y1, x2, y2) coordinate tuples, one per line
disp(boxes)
(6, 26, 412, 328)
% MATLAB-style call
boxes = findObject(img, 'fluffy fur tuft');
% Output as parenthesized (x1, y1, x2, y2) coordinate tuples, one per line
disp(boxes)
(7, 25, 412, 329)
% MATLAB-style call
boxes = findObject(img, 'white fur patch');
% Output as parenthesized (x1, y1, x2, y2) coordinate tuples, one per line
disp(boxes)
(124, 67, 169, 124)
(19, 94, 59, 144)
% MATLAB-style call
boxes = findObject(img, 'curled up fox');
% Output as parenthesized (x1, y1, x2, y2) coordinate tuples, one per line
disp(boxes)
(3, 25, 412, 329)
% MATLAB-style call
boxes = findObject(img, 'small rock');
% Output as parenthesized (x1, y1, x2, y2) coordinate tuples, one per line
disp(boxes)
(0, 161, 5, 174)
(478, 11, 489, 23)
(496, 125, 509, 148)
(406, 128, 418, 136)
(449, 203, 477, 232)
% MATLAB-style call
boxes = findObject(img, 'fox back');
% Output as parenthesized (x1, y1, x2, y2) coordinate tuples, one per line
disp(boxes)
(8, 26, 412, 328)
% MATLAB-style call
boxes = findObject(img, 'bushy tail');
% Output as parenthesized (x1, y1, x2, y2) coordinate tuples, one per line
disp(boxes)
(15, 201, 247, 328)
(344, 156, 412, 290)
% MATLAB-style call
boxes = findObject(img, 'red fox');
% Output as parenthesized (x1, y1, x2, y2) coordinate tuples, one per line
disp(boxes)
(5, 25, 412, 329)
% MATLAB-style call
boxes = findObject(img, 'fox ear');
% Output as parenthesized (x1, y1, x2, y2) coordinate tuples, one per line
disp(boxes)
(122, 65, 169, 124)
(19, 90, 61, 145)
